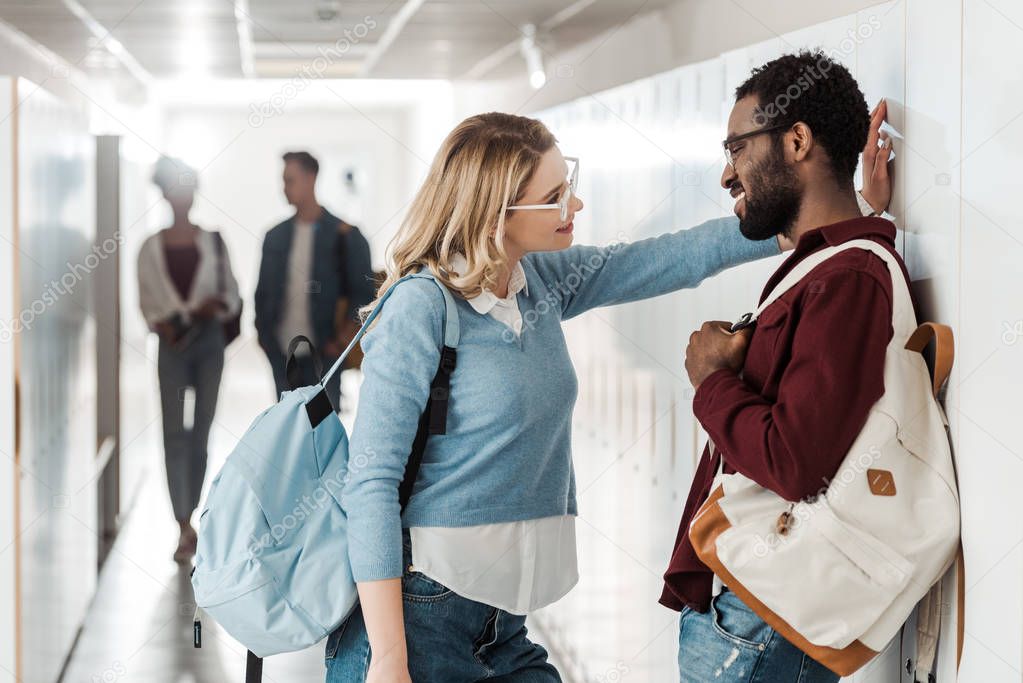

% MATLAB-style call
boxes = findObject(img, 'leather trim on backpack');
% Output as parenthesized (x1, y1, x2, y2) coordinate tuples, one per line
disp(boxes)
(689, 484, 879, 677)
(306, 388, 334, 428)
(867, 469, 897, 496)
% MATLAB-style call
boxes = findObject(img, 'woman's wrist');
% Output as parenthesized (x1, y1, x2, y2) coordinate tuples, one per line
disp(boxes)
(368, 641, 409, 668)
(357, 577, 408, 665)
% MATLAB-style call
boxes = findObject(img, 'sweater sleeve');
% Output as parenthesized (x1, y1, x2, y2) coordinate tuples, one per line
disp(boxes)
(136, 237, 182, 330)
(526, 216, 779, 320)
(692, 268, 893, 502)
(342, 278, 444, 581)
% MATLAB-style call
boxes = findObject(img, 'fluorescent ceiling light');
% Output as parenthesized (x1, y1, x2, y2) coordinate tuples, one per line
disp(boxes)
(520, 24, 546, 90)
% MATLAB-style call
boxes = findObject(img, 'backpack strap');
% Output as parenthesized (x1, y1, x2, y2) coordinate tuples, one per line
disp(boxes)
(399, 272, 460, 437)
(286, 335, 323, 390)
(319, 271, 460, 385)
(905, 322, 955, 399)
(904, 322, 963, 680)
(746, 239, 916, 342)
(317, 270, 460, 511)
(212, 230, 226, 295)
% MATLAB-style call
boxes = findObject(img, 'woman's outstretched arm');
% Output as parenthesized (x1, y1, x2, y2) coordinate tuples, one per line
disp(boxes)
(527, 215, 777, 321)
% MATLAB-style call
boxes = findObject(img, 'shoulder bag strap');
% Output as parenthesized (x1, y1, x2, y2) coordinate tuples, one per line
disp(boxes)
(749, 240, 915, 342)
(905, 322, 962, 679)
(212, 231, 226, 296)
(318, 271, 460, 511)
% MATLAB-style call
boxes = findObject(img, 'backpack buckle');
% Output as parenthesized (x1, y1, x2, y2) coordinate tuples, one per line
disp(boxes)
(439, 346, 457, 374)
(730, 312, 755, 333)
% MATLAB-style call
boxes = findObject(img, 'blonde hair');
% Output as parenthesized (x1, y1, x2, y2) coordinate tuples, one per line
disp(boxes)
(362, 112, 556, 318)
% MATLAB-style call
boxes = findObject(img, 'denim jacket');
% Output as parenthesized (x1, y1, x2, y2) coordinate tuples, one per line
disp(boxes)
(254, 207, 374, 357)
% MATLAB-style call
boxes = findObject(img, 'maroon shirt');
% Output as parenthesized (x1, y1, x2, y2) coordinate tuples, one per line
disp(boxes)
(164, 244, 200, 302)
(660, 216, 913, 613)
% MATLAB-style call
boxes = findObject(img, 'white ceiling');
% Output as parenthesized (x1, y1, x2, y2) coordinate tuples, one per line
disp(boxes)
(0, 0, 676, 84)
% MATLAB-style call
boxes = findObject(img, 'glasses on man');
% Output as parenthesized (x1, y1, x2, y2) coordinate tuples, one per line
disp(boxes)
(722, 124, 790, 169)
(507, 156, 579, 222)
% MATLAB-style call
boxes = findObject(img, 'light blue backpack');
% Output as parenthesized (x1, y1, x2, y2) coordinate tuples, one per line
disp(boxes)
(190, 272, 460, 664)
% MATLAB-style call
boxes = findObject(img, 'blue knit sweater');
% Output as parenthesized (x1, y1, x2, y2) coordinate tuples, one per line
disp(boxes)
(342, 216, 779, 581)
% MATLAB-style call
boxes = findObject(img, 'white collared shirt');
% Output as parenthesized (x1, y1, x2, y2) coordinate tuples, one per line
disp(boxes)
(408, 253, 579, 615)
(448, 253, 528, 336)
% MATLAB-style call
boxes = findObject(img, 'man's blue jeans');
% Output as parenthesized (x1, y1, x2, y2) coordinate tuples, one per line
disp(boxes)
(678, 587, 840, 682)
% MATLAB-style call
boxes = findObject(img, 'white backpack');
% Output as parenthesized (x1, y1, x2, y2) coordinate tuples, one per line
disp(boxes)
(689, 240, 961, 677)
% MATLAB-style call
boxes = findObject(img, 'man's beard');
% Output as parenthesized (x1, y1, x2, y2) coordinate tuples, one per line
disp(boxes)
(739, 143, 802, 241)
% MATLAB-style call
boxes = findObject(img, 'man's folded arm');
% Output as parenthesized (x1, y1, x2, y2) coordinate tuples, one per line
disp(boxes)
(693, 268, 893, 502)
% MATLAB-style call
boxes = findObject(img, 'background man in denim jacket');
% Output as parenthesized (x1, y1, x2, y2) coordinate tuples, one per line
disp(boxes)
(255, 150, 375, 408)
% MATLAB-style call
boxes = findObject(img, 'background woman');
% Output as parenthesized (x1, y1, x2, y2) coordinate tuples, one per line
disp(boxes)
(137, 157, 241, 562)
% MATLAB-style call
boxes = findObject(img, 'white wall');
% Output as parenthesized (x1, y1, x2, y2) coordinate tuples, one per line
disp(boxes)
(523, 1, 1020, 681)
(451, 0, 888, 121)
(0, 75, 17, 683)
(3, 76, 98, 683)
(954, 0, 1023, 678)
(0, 18, 160, 681)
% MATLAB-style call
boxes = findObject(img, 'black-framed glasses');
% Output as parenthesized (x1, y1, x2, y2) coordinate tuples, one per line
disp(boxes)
(722, 123, 791, 169)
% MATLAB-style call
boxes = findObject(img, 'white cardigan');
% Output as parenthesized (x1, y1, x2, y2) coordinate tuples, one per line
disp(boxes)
(137, 228, 242, 331)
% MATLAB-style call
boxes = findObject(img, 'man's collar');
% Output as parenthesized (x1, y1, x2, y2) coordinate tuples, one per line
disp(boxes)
(793, 216, 896, 254)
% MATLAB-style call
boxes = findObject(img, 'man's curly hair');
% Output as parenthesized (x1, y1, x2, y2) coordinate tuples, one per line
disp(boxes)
(735, 50, 868, 185)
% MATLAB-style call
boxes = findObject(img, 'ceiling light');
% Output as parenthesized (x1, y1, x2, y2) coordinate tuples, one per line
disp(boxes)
(316, 0, 341, 22)
(520, 24, 546, 90)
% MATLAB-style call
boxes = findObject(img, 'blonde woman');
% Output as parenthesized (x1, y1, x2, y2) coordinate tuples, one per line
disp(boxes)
(329, 112, 887, 682)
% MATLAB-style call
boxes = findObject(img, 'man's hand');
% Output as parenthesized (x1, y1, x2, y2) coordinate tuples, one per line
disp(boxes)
(325, 318, 360, 359)
(685, 321, 754, 389)
(323, 337, 345, 359)
(861, 98, 893, 215)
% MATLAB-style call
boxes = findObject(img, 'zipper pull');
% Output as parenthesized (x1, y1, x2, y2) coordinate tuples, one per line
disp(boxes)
(193, 605, 202, 648)
(776, 503, 796, 536)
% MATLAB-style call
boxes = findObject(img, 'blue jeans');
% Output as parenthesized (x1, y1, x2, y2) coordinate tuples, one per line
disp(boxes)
(324, 533, 560, 682)
(157, 321, 224, 521)
(678, 588, 840, 683)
